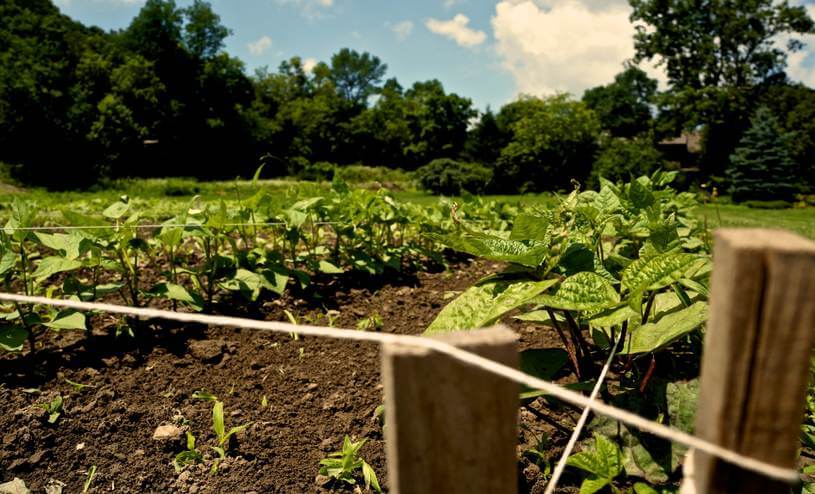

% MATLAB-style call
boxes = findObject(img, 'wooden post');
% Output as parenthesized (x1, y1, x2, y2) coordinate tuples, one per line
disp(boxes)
(683, 229, 815, 493)
(381, 326, 519, 494)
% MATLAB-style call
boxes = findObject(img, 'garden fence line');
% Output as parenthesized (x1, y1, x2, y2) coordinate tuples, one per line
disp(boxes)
(0, 291, 799, 485)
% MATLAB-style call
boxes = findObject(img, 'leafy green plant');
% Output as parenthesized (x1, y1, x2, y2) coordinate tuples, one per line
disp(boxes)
(356, 312, 383, 331)
(566, 434, 624, 494)
(35, 395, 63, 424)
(174, 432, 204, 472)
(209, 400, 252, 473)
(82, 465, 97, 494)
(318, 436, 381, 493)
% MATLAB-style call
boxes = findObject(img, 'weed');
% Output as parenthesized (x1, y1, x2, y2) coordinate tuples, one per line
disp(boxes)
(319, 435, 381, 493)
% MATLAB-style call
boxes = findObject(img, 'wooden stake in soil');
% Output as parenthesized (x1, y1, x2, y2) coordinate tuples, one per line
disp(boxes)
(683, 229, 815, 494)
(381, 326, 518, 494)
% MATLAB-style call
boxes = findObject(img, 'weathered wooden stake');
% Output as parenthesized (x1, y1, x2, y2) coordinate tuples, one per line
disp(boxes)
(683, 229, 815, 493)
(382, 326, 518, 494)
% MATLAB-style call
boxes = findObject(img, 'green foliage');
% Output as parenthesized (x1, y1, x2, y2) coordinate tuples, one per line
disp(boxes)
(727, 107, 799, 202)
(566, 434, 624, 494)
(590, 136, 664, 187)
(493, 95, 601, 193)
(426, 173, 709, 374)
(35, 395, 64, 424)
(415, 159, 492, 196)
(174, 432, 203, 472)
(319, 436, 382, 493)
(583, 66, 657, 138)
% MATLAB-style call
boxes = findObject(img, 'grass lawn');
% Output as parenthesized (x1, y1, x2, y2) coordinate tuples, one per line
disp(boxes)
(698, 203, 815, 239)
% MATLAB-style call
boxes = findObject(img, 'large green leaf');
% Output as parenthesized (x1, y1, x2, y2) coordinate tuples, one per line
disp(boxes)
(425, 277, 556, 334)
(591, 415, 670, 484)
(594, 186, 622, 213)
(509, 214, 549, 241)
(428, 232, 549, 268)
(666, 380, 698, 469)
(620, 302, 707, 354)
(590, 304, 638, 328)
(34, 232, 87, 260)
(150, 283, 204, 311)
(621, 253, 701, 295)
(0, 325, 27, 352)
(32, 256, 82, 281)
(558, 243, 595, 276)
(44, 310, 86, 331)
(567, 434, 623, 494)
(537, 272, 619, 312)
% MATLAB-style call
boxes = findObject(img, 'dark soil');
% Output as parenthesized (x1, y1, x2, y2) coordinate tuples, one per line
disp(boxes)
(0, 259, 585, 494)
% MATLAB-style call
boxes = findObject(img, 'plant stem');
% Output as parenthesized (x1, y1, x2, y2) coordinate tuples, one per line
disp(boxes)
(546, 308, 581, 379)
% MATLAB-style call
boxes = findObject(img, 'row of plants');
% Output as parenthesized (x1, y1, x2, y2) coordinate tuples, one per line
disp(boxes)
(424, 171, 717, 493)
(0, 177, 515, 353)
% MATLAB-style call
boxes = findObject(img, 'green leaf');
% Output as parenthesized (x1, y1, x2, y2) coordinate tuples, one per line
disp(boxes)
(150, 283, 204, 311)
(579, 477, 611, 494)
(428, 232, 549, 268)
(520, 348, 569, 381)
(621, 302, 707, 354)
(0, 250, 15, 276)
(509, 214, 549, 241)
(362, 461, 382, 493)
(666, 379, 698, 469)
(34, 232, 86, 260)
(425, 277, 557, 334)
(567, 434, 623, 479)
(318, 260, 344, 274)
(102, 200, 129, 219)
(212, 401, 225, 441)
(537, 272, 620, 311)
(621, 253, 701, 295)
(32, 257, 82, 281)
(594, 186, 622, 213)
(44, 310, 86, 331)
(629, 179, 654, 209)
(558, 243, 595, 276)
(0, 325, 27, 352)
(589, 305, 638, 328)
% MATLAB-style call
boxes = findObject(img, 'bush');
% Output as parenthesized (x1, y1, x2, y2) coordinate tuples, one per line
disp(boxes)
(297, 161, 336, 182)
(335, 165, 414, 186)
(590, 136, 664, 186)
(416, 159, 492, 196)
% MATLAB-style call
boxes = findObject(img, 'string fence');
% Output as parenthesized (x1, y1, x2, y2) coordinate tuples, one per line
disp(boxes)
(0, 292, 799, 486)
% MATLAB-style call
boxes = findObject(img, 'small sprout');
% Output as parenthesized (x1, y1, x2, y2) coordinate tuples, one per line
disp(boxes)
(35, 395, 63, 424)
(192, 390, 218, 401)
(356, 313, 383, 332)
(299, 347, 305, 360)
(326, 310, 341, 327)
(22, 388, 41, 395)
(82, 465, 97, 494)
(319, 436, 382, 493)
(284, 310, 300, 341)
(209, 400, 252, 474)
(260, 395, 268, 408)
(65, 378, 95, 392)
(174, 432, 203, 472)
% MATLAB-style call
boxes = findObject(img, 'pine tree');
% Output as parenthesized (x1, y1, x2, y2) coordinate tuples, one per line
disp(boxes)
(726, 106, 798, 202)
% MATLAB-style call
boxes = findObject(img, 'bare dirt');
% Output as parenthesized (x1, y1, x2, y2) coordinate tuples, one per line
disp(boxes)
(0, 259, 584, 493)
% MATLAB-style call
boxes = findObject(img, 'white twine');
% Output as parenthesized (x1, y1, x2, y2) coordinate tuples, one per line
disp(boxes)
(544, 333, 621, 494)
(0, 292, 800, 484)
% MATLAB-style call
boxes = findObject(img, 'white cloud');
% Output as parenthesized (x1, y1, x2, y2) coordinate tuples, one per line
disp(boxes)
(302, 57, 318, 73)
(426, 14, 486, 48)
(388, 20, 414, 42)
(275, 0, 335, 18)
(443, 0, 465, 8)
(491, 0, 665, 97)
(247, 35, 273, 56)
(784, 4, 815, 86)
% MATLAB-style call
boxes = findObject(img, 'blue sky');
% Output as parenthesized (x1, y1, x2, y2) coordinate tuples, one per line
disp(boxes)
(55, 0, 815, 111)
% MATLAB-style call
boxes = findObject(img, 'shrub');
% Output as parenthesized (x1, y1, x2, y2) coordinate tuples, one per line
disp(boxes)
(297, 161, 335, 182)
(416, 159, 492, 196)
(590, 136, 664, 186)
(335, 165, 413, 185)
(726, 106, 798, 202)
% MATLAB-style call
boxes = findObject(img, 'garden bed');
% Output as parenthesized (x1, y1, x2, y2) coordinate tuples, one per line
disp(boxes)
(0, 259, 577, 493)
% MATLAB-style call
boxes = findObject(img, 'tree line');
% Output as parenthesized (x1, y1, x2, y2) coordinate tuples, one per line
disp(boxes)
(1, 0, 814, 198)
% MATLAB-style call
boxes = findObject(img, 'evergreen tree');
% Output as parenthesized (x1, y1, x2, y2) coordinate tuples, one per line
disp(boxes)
(726, 106, 798, 202)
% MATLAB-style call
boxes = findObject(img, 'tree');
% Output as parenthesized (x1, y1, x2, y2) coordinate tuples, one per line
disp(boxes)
(493, 95, 601, 193)
(726, 106, 798, 202)
(402, 80, 475, 168)
(329, 48, 387, 107)
(582, 66, 657, 137)
(760, 83, 815, 191)
(590, 135, 664, 186)
(463, 108, 510, 164)
(183, 0, 231, 60)
(630, 0, 814, 89)
(123, 0, 185, 70)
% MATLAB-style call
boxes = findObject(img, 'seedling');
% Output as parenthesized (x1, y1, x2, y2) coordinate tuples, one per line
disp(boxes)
(318, 435, 381, 493)
(209, 400, 252, 473)
(65, 378, 95, 393)
(356, 313, 383, 332)
(82, 465, 97, 493)
(174, 432, 204, 472)
(192, 390, 218, 401)
(35, 395, 63, 424)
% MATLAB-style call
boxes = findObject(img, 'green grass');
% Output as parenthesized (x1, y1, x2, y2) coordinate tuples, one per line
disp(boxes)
(699, 203, 815, 239)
